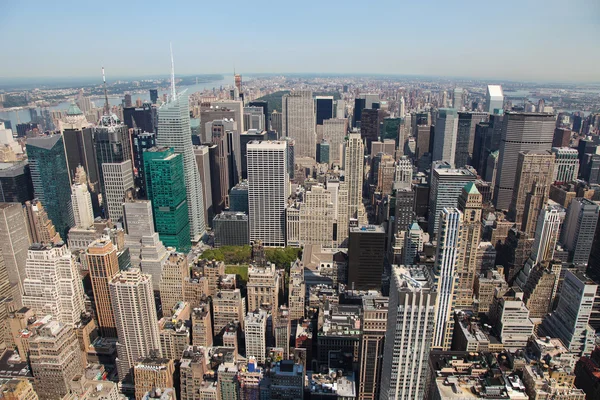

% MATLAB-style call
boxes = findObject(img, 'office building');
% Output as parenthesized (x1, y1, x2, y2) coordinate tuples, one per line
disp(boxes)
(288, 261, 305, 322)
(156, 88, 205, 242)
(29, 320, 83, 400)
(282, 91, 316, 159)
(101, 160, 134, 222)
(22, 242, 85, 327)
(158, 252, 187, 315)
(323, 118, 347, 166)
(271, 110, 282, 136)
(560, 198, 600, 269)
(245, 310, 268, 364)
(361, 108, 380, 151)
(508, 150, 555, 237)
(213, 289, 245, 335)
(123, 103, 155, 134)
(87, 238, 120, 337)
(193, 145, 213, 226)
(432, 108, 459, 165)
(359, 296, 388, 400)
(494, 112, 555, 210)
(553, 127, 572, 147)
(144, 147, 190, 252)
(213, 211, 249, 247)
(133, 357, 174, 400)
(26, 135, 74, 237)
(247, 141, 288, 247)
(552, 147, 579, 182)
(110, 268, 161, 382)
(229, 180, 249, 214)
(131, 129, 157, 198)
(238, 129, 266, 180)
(24, 199, 61, 244)
(249, 100, 269, 127)
(428, 166, 476, 237)
(247, 262, 280, 313)
(190, 303, 212, 348)
(455, 111, 489, 168)
(528, 202, 565, 266)
(0, 203, 30, 299)
(315, 95, 334, 125)
(61, 103, 99, 187)
(347, 225, 385, 291)
(270, 360, 304, 399)
(0, 162, 34, 204)
(207, 129, 229, 214)
(415, 124, 432, 160)
(316, 139, 330, 164)
(541, 271, 597, 356)
(453, 87, 463, 110)
(490, 288, 535, 351)
(345, 133, 364, 220)
(380, 265, 437, 400)
(432, 208, 462, 350)
(485, 84, 504, 113)
(71, 182, 94, 228)
(94, 114, 131, 189)
(287, 185, 335, 248)
(353, 97, 366, 128)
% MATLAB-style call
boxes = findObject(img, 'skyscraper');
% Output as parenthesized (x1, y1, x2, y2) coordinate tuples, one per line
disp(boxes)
(380, 265, 437, 400)
(131, 129, 157, 198)
(159, 252, 188, 314)
(432, 208, 462, 350)
(0, 203, 30, 299)
(22, 242, 85, 327)
(347, 225, 385, 291)
(485, 84, 504, 113)
(494, 112, 555, 210)
(281, 91, 316, 159)
(315, 96, 334, 125)
(453, 87, 463, 110)
(101, 160, 134, 222)
(26, 135, 74, 237)
(560, 198, 600, 269)
(359, 296, 388, 400)
(244, 310, 268, 364)
(551, 147, 579, 182)
(94, 114, 132, 192)
(87, 237, 120, 337)
(0, 161, 34, 203)
(144, 147, 190, 252)
(71, 182, 94, 228)
(247, 141, 288, 247)
(60, 103, 99, 188)
(360, 108, 380, 152)
(344, 133, 364, 220)
(156, 72, 205, 241)
(323, 118, 347, 166)
(508, 150, 555, 237)
(455, 111, 489, 168)
(431, 108, 459, 166)
(110, 268, 161, 382)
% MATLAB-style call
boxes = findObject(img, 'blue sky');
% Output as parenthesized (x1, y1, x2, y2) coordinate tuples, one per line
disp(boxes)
(1, 0, 599, 82)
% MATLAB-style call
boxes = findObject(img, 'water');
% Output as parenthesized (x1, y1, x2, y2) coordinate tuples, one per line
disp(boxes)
(0, 77, 232, 128)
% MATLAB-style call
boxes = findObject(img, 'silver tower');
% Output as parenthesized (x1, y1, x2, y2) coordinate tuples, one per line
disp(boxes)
(156, 45, 206, 241)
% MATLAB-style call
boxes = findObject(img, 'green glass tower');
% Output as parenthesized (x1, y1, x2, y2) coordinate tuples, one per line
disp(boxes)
(143, 147, 191, 252)
(26, 135, 74, 238)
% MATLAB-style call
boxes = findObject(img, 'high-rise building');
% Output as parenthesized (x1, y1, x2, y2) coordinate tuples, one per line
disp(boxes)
(271, 110, 283, 136)
(0, 203, 30, 299)
(29, 320, 83, 400)
(455, 112, 489, 168)
(131, 129, 157, 198)
(508, 150, 555, 237)
(394, 156, 412, 191)
(22, 242, 85, 327)
(123, 103, 155, 134)
(159, 252, 187, 314)
(249, 100, 269, 128)
(133, 357, 175, 400)
(431, 108, 459, 166)
(193, 145, 213, 227)
(359, 296, 388, 400)
(282, 91, 316, 159)
(71, 182, 94, 228)
(380, 265, 437, 400)
(560, 198, 600, 269)
(245, 310, 268, 364)
(455, 183, 482, 308)
(110, 268, 161, 382)
(101, 160, 134, 222)
(191, 304, 212, 348)
(23, 200, 61, 244)
(432, 208, 462, 350)
(288, 261, 305, 322)
(428, 166, 476, 237)
(347, 225, 385, 291)
(316, 139, 330, 164)
(144, 147, 190, 252)
(453, 87, 463, 110)
(344, 133, 364, 220)
(86, 238, 120, 337)
(94, 114, 131, 190)
(315, 96, 334, 125)
(528, 202, 565, 266)
(403, 222, 424, 265)
(323, 119, 347, 166)
(247, 141, 288, 247)
(353, 98, 366, 128)
(551, 147, 579, 183)
(157, 88, 205, 242)
(26, 135, 74, 237)
(494, 112, 555, 210)
(247, 262, 280, 313)
(287, 185, 335, 248)
(0, 162, 34, 204)
(553, 127, 572, 148)
(213, 211, 249, 247)
(213, 289, 245, 335)
(541, 270, 597, 356)
(361, 108, 380, 152)
(60, 103, 99, 188)
(490, 287, 534, 351)
(485, 85, 504, 113)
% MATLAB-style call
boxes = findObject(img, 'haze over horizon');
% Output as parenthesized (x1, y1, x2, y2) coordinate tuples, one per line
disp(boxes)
(1, 0, 599, 83)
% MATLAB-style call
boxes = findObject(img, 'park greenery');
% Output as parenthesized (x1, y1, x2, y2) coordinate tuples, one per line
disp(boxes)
(199, 245, 301, 270)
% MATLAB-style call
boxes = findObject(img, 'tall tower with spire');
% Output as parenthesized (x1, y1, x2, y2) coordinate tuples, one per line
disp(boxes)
(156, 46, 206, 241)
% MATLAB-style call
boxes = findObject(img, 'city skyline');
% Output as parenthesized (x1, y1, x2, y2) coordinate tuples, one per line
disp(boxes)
(1, 0, 600, 82)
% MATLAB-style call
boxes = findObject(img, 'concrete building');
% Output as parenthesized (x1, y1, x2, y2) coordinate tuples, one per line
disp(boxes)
(344, 133, 364, 221)
(455, 111, 489, 168)
(323, 119, 347, 166)
(286, 185, 335, 248)
(485, 84, 504, 113)
(213, 289, 245, 335)
(134, 357, 174, 400)
(432, 208, 462, 350)
(24, 199, 61, 244)
(0, 203, 30, 300)
(29, 320, 83, 400)
(270, 360, 304, 399)
(560, 198, 600, 269)
(101, 160, 134, 222)
(157, 90, 206, 241)
(245, 310, 268, 364)
(288, 260, 305, 322)
(552, 147, 580, 183)
(380, 265, 437, 400)
(193, 145, 213, 227)
(282, 91, 316, 159)
(213, 211, 249, 247)
(403, 222, 424, 265)
(490, 288, 534, 351)
(87, 238, 120, 337)
(180, 347, 220, 400)
(394, 156, 412, 191)
(109, 268, 161, 382)
(191, 304, 213, 348)
(432, 108, 459, 166)
(247, 141, 288, 247)
(158, 302, 190, 360)
(494, 112, 555, 210)
(71, 182, 94, 229)
(159, 252, 188, 314)
(22, 242, 85, 327)
(347, 225, 385, 291)
(359, 296, 388, 400)
(474, 267, 508, 315)
(247, 262, 280, 313)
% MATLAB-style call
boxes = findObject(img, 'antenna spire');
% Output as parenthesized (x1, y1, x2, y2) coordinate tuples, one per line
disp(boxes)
(102, 67, 110, 115)
(170, 43, 176, 100)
